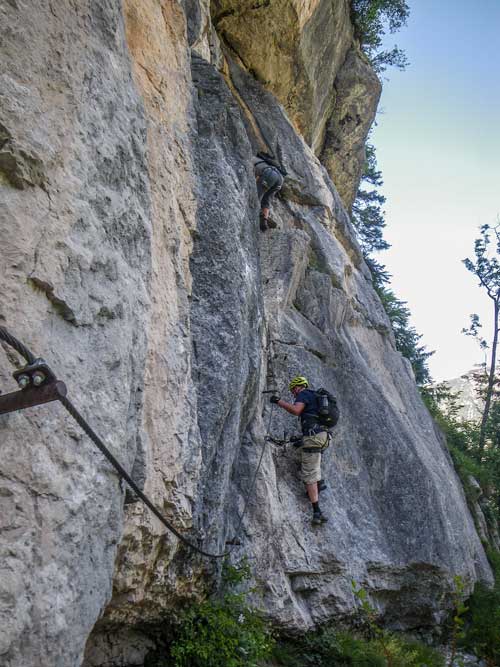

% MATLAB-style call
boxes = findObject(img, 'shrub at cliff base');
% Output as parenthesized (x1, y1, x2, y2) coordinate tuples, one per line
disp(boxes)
(168, 560, 274, 667)
(271, 627, 445, 667)
(161, 552, 500, 667)
(460, 549, 500, 667)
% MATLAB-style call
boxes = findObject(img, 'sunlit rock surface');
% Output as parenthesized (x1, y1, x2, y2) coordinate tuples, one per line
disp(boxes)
(0, 2, 492, 666)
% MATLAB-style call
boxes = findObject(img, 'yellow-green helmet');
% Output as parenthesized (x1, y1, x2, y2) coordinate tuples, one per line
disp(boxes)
(289, 375, 308, 391)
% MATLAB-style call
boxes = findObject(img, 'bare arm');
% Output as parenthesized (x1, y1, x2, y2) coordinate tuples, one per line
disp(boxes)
(277, 400, 305, 416)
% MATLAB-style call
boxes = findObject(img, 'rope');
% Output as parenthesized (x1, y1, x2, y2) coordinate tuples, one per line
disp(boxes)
(0, 326, 281, 560)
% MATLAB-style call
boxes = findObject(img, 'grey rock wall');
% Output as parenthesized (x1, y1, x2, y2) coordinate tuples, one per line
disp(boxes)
(320, 44, 382, 211)
(212, 0, 353, 154)
(0, 1, 493, 666)
(0, 2, 151, 666)
(216, 57, 491, 631)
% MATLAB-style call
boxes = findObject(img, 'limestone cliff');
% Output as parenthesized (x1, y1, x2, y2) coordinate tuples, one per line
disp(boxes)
(0, 2, 492, 667)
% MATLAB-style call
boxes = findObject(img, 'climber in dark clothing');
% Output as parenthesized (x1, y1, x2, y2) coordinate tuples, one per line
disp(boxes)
(253, 152, 286, 231)
(270, 376, 329, 525)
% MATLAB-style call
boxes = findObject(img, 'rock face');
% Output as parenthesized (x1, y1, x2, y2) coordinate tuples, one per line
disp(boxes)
(212, 0, 353, 153)
(441, 370, 484, 421)
(211, 0, 381, 210)
(0, 2, 492, 667)
(320, 44, 382, 211)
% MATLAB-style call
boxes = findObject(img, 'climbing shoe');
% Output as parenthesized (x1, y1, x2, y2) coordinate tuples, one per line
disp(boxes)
(312, 512, 328, 526)
(259, 213, 267, 231)
(266, 217, 278, 229)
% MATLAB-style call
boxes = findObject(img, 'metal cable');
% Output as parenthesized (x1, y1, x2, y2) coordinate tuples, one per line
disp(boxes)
(0, 325, 279, 559)
(0, 326, 227, 559)
(0, 326, 36, 364)
(59, 395, 228, 559)
(228, 402, 275, 545)
(227, 336, 278, 546)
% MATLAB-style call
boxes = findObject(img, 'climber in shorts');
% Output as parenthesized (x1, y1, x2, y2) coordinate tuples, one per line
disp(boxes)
(270, 376, 329, 525)
(253, 151, 286, 231)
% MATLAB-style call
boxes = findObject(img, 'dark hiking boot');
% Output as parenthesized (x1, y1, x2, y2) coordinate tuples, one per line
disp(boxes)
(259, 213, 268, 231)
(266, 217, 278, 229)
(312, 511, 328, 526)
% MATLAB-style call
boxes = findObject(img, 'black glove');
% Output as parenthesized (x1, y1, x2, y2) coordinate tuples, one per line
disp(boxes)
(270, 395, 280, 404)
(290, 435, 303, 448)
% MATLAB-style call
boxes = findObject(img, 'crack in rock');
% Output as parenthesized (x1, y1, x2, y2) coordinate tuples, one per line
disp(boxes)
(28, 276, 77, 325)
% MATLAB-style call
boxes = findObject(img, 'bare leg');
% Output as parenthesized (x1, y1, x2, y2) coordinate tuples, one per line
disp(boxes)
(306, 482, 319, 503)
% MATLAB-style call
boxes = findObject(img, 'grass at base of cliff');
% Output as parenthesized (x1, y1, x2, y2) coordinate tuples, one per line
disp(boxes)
(270, 628, 445, 667)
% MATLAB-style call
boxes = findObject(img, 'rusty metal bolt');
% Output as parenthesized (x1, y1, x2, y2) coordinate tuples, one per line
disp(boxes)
(17, 374, 30, 389)
(32, 372, 46, 387)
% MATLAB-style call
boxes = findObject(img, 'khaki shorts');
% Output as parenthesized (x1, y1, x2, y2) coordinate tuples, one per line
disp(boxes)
(301, 431, 329, 484)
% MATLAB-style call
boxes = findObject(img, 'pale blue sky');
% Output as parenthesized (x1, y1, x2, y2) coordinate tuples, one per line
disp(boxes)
(371, 0, 500, 381)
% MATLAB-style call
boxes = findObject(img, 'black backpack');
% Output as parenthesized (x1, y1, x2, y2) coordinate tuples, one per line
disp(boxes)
(315, 388, 339, 429)
(256, 151, 288, 177)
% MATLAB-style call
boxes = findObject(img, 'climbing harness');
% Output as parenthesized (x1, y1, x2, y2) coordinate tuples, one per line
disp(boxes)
(265, 434, 302, 448)
(265, 435, 288, 447)
(0, 326, 233, 558)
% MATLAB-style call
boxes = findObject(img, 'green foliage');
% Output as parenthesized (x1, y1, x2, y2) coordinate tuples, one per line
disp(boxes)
(486, 546, 500, 580)
(371, 46, 409, 74)
(350, 0, 410, 72)
(272, 626, 444, 667)
(420, 373, 500, 527)
(375, 284, 433, 385)
(352, 143, 433, 385)
(462, 313, 488, 350)
(463, 223, 500, 302)
(350, 582, 445, 667)
(272, 628, 385, 667)
(169, 559, 273, 667)
(421, 377, 500, 665)
(460, 557, 500, 667)
(352, 144, 389, 255)
(462, 222, 500, 451)
(447, 576, 468, 667)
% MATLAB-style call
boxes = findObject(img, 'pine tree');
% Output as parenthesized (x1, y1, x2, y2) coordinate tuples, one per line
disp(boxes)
(375, 284, 433, 385)
(351, 144, 390, 255)
(352, 144, 433, 385)
(350, 0, 410, 73)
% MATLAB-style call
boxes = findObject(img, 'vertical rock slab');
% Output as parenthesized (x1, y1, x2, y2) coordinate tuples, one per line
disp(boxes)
(320, 45, 382, 211)
(219, 58, 492, 630)
(0, 1, 494, 664)
(212, 0, 353, 152)
(189, 53, 264, 549)
(84, 2, 207, 662)
(0, 1, 151, 665)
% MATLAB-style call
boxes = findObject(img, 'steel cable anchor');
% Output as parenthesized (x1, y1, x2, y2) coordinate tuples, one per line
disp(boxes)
(0, 358, 67, 416)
